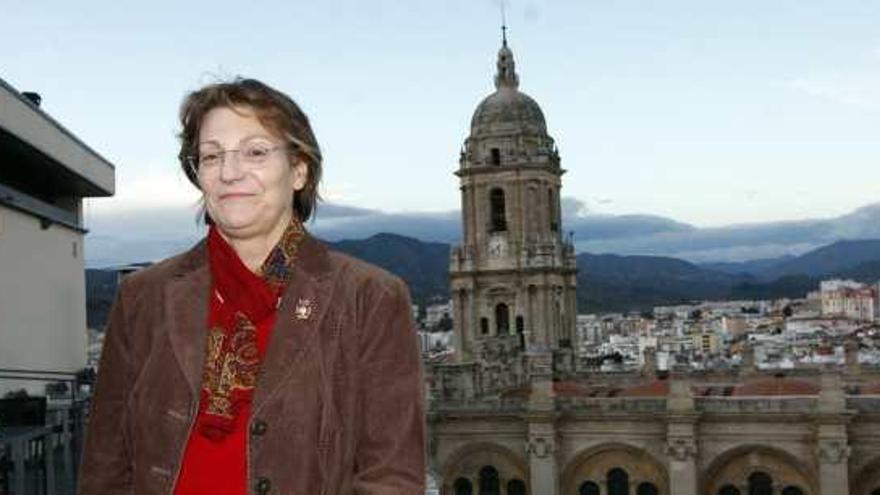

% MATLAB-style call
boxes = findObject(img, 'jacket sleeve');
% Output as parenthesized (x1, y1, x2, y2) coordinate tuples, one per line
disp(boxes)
(77, 278, 135, 494)
(352, 277, 426, 494)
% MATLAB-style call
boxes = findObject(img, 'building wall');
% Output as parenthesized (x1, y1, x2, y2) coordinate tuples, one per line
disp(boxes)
(0, 204, 87, 396)
(433, 403, 880, 495)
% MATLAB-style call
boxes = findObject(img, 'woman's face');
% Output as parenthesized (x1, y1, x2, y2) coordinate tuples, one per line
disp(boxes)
(196, 105, 307, 240)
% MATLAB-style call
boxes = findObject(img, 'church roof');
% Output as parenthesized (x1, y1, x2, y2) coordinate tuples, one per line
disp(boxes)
(469, 36, 547, 137)
(496, 376, 849, 399)
(731, 377, 820, 396)
(856, 381, 880, 395)
(470, 89, 546, 137)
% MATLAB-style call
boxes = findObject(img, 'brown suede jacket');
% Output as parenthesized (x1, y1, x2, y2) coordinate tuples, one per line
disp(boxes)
(77, 234, 426, 494)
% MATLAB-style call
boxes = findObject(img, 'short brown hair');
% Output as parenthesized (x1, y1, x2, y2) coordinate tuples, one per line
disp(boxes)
(178, 77, 322, 222)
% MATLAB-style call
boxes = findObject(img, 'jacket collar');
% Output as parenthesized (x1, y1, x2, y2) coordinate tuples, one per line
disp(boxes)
(163, 231, 335, 398)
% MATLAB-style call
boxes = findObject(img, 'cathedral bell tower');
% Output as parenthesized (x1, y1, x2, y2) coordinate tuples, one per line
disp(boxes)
(449, 32, 578, 375)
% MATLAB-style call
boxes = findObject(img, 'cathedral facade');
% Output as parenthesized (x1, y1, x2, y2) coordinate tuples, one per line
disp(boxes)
(427, 35, 880, 495)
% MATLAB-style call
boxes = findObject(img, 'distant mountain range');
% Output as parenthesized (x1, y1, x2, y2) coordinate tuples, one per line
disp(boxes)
(84, 200, 880, 267)
(86, 237, 880, 329)
(330, 236, 880, 313)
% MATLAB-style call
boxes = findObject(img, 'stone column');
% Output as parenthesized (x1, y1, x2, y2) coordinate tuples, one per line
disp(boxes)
(816, 373, 852, 495)
(817, 438, 850, 495)
(642, 347, 657, 379)
(666, 379, 699, 495)
(526, 364, 558, 495)
(739, 341, 756, 376)
(453, 288, 466, 360)
(526, 422, 558, 495)
(844, 337, 861, 376)
(526, 351, 559, 495)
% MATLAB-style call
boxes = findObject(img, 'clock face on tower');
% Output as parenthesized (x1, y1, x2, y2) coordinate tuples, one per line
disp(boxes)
(488, 236, 504, 257)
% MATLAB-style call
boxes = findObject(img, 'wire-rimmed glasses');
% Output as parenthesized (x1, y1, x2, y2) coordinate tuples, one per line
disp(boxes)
(186, 141, 292, 177)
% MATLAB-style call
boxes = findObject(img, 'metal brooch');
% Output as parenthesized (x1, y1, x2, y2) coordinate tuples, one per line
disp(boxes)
(294, 298, 313, 320)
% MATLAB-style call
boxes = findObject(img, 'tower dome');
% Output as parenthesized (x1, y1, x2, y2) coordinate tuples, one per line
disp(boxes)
(469, 36, 547, 137)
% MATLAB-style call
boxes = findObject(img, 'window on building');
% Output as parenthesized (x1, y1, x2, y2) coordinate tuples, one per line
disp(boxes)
(478, 466, 500, 495)
(748, 472, 772, 495)
(489, 188, 507, 232)
(548, 188, 558, 231)
(578, 481, 600, 495)
(637, 482, 659, 495)
(480, 317, 489, 335)
(718, 486, 741, 495)
(607, 468, 629, 495)
(781, 487, 804, 495)
(516, 316, 525, 350)
(507, 479, 526, 495)
(453, 478, 473, 495)
(490, 148, 501, 166)
(495, 303, 510, 335)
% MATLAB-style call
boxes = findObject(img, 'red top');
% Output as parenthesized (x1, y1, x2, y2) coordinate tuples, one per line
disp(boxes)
(173, 293, 277, 495)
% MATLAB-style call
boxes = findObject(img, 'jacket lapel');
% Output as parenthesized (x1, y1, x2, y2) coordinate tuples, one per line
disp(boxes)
(253, 234, 335, 414)
(164, 242, 210, 396)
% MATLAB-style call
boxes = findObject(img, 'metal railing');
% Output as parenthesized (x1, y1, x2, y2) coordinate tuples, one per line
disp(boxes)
(0, 369, 92, 495)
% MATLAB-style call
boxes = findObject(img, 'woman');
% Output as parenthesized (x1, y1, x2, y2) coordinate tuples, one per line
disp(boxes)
(78, 78, 426, 494)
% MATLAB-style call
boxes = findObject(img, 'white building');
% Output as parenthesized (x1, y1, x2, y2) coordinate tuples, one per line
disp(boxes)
(425, 299, 453, 329)
(0, 79, 115, 396)
(820, 279, 877, 322)
(576, 314, 602, 347)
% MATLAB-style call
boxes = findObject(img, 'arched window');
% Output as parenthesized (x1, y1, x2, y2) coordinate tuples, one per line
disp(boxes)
(578, 481, 600, 495)
(515, 315, 525, 350)
(748, 472, 773, 495)
(478, 466, 500, 495)
(781, 487, 804, 495)
(607, 468, 629, 495)
(480, 317, 489, 335)
(718, 486, 741, 495)
(548, 188, 558, 232)
(453, 477, 473, 495)
(507, 479, 527, 495)
(490, 148, 501, 166)
(489, 188, 507, 232)
(637, 482, 659, 495)
(458, 290, 467, 347)
(495, 303, 510, 335)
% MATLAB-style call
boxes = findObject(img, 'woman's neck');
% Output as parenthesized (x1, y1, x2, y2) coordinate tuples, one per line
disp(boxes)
(218, 213, 293, 273)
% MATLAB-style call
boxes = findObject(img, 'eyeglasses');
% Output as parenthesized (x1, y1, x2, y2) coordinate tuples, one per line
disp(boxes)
(186, 142, 291, 176)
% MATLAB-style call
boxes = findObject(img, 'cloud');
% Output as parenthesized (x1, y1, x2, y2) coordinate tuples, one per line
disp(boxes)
(88, 164, 200, 214)
(785, 75, 880, 109)
(83, 197, 880, 267)
(560, 197, 589, 218)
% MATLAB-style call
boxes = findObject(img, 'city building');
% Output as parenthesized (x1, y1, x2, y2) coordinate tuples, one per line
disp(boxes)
(820, 279, 878, 323)
(0, 78, 116, 495)
(427, 34, 880, 495)
(0, 78, 115, 395)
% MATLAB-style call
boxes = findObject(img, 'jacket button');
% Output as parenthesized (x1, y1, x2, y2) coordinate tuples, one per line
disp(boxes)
(256, 477, 271, 494)
(251, 419, 268, 436)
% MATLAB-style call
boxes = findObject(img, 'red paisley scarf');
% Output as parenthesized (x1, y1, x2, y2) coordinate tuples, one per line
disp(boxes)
(199, 218, 305, 440)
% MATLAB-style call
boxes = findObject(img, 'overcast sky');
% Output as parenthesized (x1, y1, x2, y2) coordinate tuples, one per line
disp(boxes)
(3, 0, 879, 234)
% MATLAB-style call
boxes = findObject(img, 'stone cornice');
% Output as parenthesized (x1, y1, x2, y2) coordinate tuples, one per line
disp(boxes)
(450, 266, 578, 277)
(455, 164, 565, 178)
(665, 411, 702, 424)
(812, 410, 857, 427)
